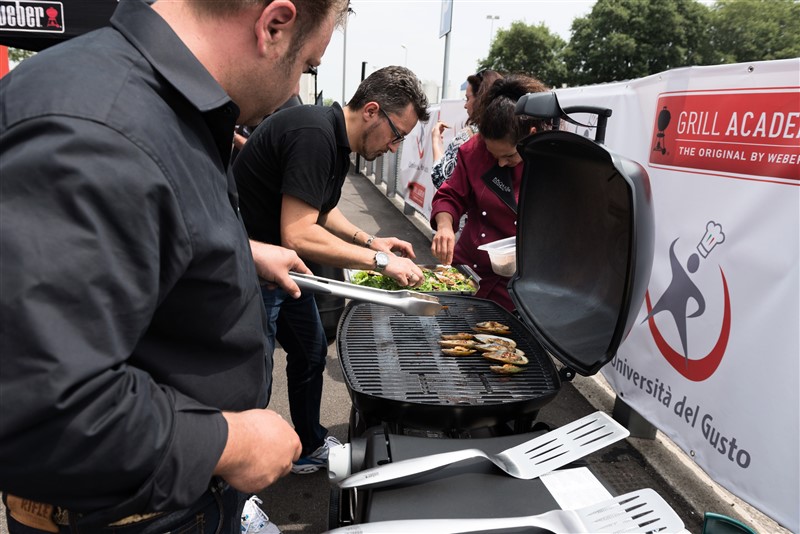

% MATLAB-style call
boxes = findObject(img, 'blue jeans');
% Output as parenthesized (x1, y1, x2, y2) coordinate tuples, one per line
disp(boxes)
(5, 482, 247, 534)
(261, 287, 328, 456)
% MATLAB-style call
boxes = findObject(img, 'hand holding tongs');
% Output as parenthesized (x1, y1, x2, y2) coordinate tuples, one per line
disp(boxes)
(288, 272, 442, 316)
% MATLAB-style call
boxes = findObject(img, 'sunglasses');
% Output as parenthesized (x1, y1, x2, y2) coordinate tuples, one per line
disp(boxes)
(379, 107, 405, 145)
(475, 68, 498, 83)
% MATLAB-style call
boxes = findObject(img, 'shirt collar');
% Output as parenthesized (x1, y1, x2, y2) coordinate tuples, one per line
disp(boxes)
(330, 102, 351, 152)
(110, 0, 237, 115)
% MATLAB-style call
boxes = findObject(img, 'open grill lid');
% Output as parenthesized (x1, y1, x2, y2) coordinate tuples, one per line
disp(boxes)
(509, 92, 655, 376)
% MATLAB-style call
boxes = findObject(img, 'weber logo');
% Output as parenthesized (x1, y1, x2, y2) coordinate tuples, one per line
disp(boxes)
(0, 1, 64, 34)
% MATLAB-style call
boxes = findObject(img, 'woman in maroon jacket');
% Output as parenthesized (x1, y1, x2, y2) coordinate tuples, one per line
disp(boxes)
(430, 74, 549, 311)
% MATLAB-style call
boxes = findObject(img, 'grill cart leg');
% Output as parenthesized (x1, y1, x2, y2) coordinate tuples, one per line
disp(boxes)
(612, 396, 656, 439)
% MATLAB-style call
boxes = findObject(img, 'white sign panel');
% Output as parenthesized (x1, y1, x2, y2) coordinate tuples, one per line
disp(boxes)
(393, 59, 798, 531)
(399, 100, 468, 220)
(439, 0, 453, 38)
(555, 59, 799, 532)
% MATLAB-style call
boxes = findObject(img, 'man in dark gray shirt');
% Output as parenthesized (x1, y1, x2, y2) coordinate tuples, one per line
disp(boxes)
(0, 0, 349, 532)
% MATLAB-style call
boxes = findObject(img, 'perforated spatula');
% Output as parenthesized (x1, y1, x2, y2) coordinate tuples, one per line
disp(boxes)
(338, 411, 629, 490)
(323, 488, 684, 533)
(288, 272, 442, 316)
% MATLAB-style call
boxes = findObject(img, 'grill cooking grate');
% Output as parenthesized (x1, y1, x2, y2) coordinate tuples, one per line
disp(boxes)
(338, 296, 559, 408)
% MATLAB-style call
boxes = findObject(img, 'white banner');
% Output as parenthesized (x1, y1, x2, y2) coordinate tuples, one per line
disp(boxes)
(552, 59, 799, 531)
(399, 99, 469, 219)
(395, 59, 800, 531)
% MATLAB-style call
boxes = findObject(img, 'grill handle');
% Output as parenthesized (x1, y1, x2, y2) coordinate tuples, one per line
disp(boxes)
(288, 272, 442, 316)
(338, 449, 482, 490)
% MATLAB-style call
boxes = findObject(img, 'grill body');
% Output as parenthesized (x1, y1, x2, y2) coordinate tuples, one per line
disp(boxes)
(337, 295, 561, 434)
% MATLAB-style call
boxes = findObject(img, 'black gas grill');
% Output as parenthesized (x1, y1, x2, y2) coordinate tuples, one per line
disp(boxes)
(329, 92, 657, 532)
(337, 295, 560, 435)
(336, 92, 654, 442)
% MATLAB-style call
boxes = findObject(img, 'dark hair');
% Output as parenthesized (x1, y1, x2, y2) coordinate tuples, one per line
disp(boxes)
(474, 74, 549, 143)
(465, 69, 502, 126)
(465, 69, 502, 99)
(347, 66, 430, 122)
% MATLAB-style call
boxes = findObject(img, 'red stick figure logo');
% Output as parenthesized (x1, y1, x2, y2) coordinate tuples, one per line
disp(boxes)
(416, 122, 427, 160)
(643, 222, 732, 381)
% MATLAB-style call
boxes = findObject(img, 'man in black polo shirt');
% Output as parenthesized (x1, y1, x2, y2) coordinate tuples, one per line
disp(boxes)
(233, 66, 430, 473)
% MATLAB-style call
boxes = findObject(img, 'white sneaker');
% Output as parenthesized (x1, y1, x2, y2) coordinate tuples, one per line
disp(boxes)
(241, 495, 281, 534)
(291, 436, 342, 474)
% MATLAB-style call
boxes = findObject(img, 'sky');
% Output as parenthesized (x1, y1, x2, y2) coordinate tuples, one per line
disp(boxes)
(315, 0, 597, 105)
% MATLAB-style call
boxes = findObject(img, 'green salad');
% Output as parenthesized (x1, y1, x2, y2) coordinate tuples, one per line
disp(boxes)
(351, 266, 476, 292)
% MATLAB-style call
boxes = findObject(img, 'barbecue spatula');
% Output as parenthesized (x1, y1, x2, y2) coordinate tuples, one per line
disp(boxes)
(288, 272, 442, 316)
(338, 411, 629, 490)
(323, 488, 685, 533)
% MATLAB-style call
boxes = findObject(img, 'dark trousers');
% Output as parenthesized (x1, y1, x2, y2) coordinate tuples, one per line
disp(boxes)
(4, 483, 247, 534)
(261, 287, 328, 456)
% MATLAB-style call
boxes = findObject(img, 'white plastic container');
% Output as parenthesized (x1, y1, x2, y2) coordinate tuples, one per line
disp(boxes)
(477, 236, 517, 277)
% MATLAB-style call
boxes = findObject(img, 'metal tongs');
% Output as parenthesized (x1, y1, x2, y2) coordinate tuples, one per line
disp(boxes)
(289, 272, 443, 316)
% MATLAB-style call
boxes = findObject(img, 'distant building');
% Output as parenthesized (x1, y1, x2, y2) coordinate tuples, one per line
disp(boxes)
(422, 79, 441, 104)
(299, 72, 315, 105)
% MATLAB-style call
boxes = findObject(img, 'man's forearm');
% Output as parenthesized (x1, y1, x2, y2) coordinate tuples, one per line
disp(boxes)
(282, 223, 378, 270)
(317, 207, 369, 245)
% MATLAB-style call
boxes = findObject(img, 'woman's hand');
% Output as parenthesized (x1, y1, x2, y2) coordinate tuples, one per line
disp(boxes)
(431, 121, 450, 162)
(432, 227, 456, 266)
(432, 121, 450, 140)
(432, 212, 456, 265)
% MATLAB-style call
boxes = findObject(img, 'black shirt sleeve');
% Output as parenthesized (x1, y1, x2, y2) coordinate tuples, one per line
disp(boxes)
(278, 125, 338, 212)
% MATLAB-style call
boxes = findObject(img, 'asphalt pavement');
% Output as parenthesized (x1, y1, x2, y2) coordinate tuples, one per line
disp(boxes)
(0, 169, 783, 534)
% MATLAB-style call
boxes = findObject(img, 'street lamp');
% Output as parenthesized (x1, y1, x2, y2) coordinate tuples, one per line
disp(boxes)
(341, 15, 348, 104)
(486, 15, 499, 48)
(400, 44, 408, 67)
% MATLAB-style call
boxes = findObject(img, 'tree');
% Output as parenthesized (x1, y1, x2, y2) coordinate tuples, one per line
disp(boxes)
(709, 0, 800, 64)
(478, 21, 567, 88)
(8, 48, 35, 64)
(563, 0, 713, 86)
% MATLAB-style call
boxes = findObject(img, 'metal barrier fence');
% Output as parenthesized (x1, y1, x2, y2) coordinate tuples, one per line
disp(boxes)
(353, 146, 400, 200)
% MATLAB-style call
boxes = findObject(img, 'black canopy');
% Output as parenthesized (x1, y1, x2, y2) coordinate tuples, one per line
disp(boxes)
(0, 0, 117, 52)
